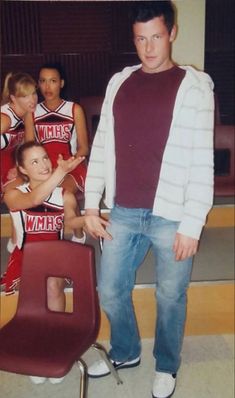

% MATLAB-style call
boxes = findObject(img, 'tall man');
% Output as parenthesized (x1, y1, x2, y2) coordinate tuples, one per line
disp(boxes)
(84, 2, 214, 397)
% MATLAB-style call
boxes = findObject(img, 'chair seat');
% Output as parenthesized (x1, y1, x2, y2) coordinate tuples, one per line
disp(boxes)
(0, 317, 97, 377)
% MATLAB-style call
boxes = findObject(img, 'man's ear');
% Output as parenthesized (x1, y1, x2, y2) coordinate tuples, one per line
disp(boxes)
(169, 24, 177, 42)
(60, 79, 65, 89)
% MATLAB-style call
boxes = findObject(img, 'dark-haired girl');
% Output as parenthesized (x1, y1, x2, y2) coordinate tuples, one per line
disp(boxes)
(25, 63, 89, 243)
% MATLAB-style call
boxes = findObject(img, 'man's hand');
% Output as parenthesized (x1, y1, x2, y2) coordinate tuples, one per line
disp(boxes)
(84, 210, 112, 240)
(57, 154, 85, 174)
(173, 232, 198, 261)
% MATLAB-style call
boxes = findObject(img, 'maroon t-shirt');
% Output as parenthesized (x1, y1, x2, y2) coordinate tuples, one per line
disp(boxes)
(113, 65, 186, 208)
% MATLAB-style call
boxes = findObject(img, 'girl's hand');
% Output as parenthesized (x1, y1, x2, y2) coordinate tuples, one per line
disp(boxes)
(56, 154, 85, 174)
(7, 167, 18, 181)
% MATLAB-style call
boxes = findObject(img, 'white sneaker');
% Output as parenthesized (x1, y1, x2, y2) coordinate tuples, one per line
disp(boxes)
(29, 376, 47, 384)
(152, 372, 176, 398)
(88, 356, 141, 378)
(71, 232, 86, 244)
(49, 377, 65, 384)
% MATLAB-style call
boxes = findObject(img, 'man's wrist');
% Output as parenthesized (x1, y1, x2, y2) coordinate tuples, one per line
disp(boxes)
(85, 209, 100, 216)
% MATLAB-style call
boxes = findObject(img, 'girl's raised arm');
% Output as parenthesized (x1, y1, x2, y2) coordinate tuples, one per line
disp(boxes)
(4, 155, 84, 211)
(74, 104, 89, 157)
(1, 113, 11, 134)
(24, 112, 36, 142)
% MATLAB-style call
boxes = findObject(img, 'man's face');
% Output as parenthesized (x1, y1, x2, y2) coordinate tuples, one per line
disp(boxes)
(133, 16, 176, 73)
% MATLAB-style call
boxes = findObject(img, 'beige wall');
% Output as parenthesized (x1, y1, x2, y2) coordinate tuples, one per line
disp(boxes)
(172, 0, 206, 70)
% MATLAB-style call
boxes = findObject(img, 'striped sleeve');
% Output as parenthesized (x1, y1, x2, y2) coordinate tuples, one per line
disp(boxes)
(178, 78, 215, 239)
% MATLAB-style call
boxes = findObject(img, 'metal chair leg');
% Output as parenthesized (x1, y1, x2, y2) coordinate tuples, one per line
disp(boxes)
(92, 342, 123, 385)
(77, 359, 88, 398)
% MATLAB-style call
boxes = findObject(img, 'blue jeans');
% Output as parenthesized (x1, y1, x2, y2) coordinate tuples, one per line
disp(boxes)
(98, 205, 193, 374)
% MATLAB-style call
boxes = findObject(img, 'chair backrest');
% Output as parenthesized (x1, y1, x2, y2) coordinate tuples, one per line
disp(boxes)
(16, 241, 100, 336)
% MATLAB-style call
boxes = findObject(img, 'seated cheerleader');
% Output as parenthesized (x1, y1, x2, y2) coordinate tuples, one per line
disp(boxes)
(3, 141, 85, 296)
(1, 72, 38, 192)
(2, 141, 86, 384)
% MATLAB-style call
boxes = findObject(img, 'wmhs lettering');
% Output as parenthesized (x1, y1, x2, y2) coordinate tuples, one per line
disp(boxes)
(38, 124, 72, 142)
(26, 214, 64, 232)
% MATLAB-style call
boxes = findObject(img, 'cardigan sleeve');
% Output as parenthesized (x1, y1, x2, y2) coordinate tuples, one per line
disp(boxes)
(177, 76, 215, 239)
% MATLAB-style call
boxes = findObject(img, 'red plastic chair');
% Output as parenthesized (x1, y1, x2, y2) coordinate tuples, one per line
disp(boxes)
(0, 241, 122, 397)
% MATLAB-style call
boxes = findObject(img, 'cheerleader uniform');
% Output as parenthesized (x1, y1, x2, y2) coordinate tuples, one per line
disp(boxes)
(2, 183, 64, 295)
(1, 104, 25, 189)
(33, 100, 87, 192)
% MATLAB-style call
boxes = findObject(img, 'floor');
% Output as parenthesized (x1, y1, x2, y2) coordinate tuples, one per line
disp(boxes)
(0, 335, 234, 398)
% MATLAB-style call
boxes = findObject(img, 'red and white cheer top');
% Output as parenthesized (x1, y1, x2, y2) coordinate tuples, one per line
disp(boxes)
(1, 103, 25, 186)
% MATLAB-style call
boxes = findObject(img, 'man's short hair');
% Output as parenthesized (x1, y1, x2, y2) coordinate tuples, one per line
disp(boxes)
(130, 1, 175, 33)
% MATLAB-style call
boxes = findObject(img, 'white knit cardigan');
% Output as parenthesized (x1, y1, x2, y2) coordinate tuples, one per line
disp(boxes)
(85, 64, 215, 239)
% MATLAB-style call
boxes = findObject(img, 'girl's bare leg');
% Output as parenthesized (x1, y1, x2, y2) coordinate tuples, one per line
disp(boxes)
(47, 277, 66, 312)
(60, 175, 85, 240)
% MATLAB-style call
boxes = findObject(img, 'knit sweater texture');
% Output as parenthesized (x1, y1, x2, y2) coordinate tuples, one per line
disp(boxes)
(85, 64, 215, 239)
